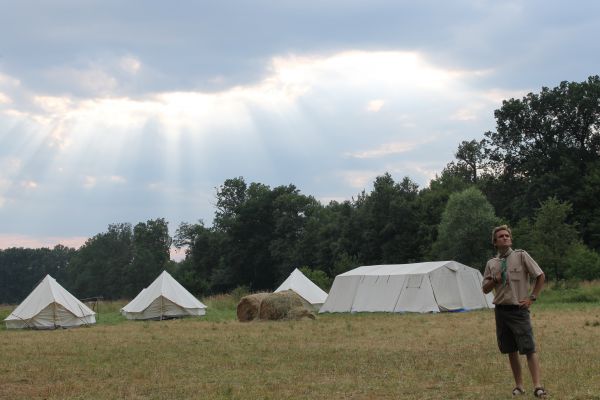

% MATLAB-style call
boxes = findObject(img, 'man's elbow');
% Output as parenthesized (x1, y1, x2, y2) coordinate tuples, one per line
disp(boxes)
(482, 282, 492, 294)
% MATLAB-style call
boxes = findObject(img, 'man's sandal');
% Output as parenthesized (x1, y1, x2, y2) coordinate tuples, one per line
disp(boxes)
(512, 387, 525, 396)
(533, 387, 548, 398)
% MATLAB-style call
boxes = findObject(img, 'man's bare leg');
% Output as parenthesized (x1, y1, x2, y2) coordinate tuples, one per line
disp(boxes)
(526, 352, 542, 388)
(509, 352, 524, 389)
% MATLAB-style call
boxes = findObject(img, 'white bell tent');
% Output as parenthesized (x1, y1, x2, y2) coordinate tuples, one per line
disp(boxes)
(121, 270, 207, 320)
(274, 268, 328, 309)
(4, 275, 96, 329)
(319, 261, 494, 313)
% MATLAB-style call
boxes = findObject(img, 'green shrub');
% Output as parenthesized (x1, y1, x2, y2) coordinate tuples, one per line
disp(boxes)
(565, 243, 600, 281)
(550, 279, 581, 291)
(229, 285, 250, 301)
(565, 293, 600, 303)
(299, 266, 332, 291)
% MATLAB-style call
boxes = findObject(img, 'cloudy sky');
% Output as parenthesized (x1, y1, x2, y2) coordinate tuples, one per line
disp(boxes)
(1, 1, 599, 254)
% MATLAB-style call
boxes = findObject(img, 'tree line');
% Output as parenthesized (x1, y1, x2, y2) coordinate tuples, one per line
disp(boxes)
(2, 76, 600, 304)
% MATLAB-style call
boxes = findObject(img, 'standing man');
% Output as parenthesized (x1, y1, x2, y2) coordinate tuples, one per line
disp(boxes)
(482, 225, 547, 398)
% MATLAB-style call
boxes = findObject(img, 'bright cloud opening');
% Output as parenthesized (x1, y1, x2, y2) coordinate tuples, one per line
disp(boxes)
(367, 99, 385, 112)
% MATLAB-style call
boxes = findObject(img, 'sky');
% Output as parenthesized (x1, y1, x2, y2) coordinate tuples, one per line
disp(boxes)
(1, 0, 599, 256)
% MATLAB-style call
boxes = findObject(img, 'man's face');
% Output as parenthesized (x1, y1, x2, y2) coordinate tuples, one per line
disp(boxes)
(495, 229, 512, 249)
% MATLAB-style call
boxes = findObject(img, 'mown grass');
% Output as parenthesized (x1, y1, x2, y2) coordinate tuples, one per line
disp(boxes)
(1, 285, 599, 399)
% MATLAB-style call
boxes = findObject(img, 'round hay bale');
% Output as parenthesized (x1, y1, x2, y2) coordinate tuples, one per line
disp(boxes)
(236, 292, 270, 322)
(258, 290, 314, 321)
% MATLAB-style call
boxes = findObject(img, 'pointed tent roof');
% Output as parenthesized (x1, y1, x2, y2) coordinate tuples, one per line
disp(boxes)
(121, 270, 206, 314)
(274, 268, 328, 305)
(5, 275, 95, 323)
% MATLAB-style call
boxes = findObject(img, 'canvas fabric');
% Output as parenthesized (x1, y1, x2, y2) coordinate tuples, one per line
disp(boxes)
(274, 268, 328, 308)
(320, 261, 494, 313)
(121, 271, 206, 320)
(4, 275, 96, 329)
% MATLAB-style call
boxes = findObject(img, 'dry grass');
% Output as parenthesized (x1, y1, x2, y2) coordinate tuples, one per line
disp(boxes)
(1, 302, 599, 399)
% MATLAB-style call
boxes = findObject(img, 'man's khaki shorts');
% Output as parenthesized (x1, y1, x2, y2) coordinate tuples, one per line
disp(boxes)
(494, 304, 536, 355)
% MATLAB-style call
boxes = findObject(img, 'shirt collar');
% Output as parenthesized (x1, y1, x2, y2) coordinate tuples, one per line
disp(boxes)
(497, 247, 513, 259)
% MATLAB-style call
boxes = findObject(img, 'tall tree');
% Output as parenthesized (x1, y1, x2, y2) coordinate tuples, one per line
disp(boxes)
(527, 197, 579, 281)
(453, 139, 489, 183)
(208, 178, 318, 292)
(355, 173, 421, 265)
(483, 76, 600, 241)
(0, 246, 76, 303)
(173, 221, 223, 295)
(67, 223, 133, 299)
(431, 187, 500, 270)
(127, 218, 172, 295)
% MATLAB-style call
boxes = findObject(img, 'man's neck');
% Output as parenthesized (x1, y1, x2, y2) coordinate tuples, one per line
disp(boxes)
(497, 247, 512, 257)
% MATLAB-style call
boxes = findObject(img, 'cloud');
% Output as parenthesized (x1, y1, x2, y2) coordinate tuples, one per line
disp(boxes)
(20, 180, 38, 189)
(0, 233, 88, 249)
(346, 141, 420, 159)
(0, 92, 11, 104)
(119, 56, 142, 75)
(451, 107, 480, 121)
(338, 170, 380, 190)
(0, 47, 515, 242)
(109, 175, 127, 184)
(317, 195, 347, 203)
(0, 73, 20, 87)
(83, 176, 97, 189)
(0, 156, 22, 174)
(367, 99, 385, 112)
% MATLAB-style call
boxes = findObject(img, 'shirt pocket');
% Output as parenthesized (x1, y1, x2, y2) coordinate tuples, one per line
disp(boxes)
(509, 266, 523, 281)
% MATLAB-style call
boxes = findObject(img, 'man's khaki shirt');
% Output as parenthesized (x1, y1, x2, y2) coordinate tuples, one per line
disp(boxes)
(483, 248, 544, 305)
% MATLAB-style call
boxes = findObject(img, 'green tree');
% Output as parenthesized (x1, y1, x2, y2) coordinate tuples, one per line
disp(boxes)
(452, 139, 489, 183)
(173, 221, 222, 296)
(564, 243, 600, 281)
(67, 223, 133, 299)
(528, 197, 579, 281)
(431, 187, 500, 270)
(355, 173, 421, 265)
(208, 177, 318, 292)
(416, 169, 473, 256)
(298, 266, 332, 292)
(0, 246, 76, 303)
(127, 218, 172, 295)
(483, 76, 600, 239)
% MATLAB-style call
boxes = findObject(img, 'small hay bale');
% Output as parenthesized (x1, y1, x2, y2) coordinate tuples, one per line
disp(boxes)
(258, 290, 315, 321)
(286, 307, 316, 321)
(237, 292, 270, 322)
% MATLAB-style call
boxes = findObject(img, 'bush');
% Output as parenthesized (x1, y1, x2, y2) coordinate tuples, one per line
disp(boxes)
(299, 267, 332, 291)
(550, 279, 580, 291)
(230, 285, 251, 301)
(541, 281, 600, 303)
(565, 293, 599, 303)
(565, 243, 600, 281)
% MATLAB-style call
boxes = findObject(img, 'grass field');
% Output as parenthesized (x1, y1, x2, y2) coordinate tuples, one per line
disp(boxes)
(1, 287, 599, 399)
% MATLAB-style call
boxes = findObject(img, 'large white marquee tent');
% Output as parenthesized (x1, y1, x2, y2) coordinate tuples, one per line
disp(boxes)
(4, 275, 96, 329)
(274, 268, 328, 310)
(319, 261, 494, 313)
(121, 270, 207, 320)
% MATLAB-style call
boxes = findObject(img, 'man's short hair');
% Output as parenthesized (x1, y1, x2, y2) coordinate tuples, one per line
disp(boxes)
(492, 225, 512, 246)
